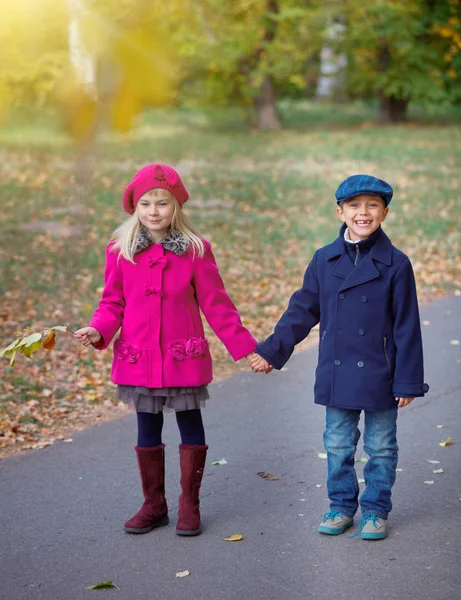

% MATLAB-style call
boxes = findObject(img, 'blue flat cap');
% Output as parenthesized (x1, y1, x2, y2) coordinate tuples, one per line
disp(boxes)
(335, 174, 393, 206)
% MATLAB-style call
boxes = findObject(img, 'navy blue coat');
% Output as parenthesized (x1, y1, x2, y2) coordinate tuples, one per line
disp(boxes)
(257, 225, 429, 411)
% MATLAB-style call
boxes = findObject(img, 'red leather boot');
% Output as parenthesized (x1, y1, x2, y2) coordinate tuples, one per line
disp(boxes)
(124, 445, 169, 534)
(176, 444, 208, 536)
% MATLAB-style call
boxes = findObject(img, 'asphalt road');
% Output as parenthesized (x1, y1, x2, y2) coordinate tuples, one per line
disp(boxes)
(1, 295, 460, 600)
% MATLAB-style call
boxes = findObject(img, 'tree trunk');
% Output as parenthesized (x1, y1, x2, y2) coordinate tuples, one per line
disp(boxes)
(376, 43, 408, 123)
(378, 95, 408, 123)
(256, 74, 281, 130)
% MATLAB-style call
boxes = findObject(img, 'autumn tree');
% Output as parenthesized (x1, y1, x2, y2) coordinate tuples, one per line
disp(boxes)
(338, 0, 461, 122)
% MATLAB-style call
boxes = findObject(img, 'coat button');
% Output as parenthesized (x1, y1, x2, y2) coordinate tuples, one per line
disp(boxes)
(334, 359, 341, 366)
(357, 361, 364, 368)
(361, 296, 368, 303)
(339, 293, 346, 300)
(358, 328, 365, 335)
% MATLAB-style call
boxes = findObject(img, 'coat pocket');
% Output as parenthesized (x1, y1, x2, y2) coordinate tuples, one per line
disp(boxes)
(383, 336, 392, 377)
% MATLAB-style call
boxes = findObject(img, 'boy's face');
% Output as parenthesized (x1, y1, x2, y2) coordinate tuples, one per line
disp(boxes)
(336, 194, 388, 241)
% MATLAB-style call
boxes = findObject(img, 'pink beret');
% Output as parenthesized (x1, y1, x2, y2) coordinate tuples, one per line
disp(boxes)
(122, 164, 189, 214)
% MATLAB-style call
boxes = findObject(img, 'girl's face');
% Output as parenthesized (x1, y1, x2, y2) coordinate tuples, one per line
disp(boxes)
(137, 189, 175, 241)
(336, 194, 388, 241)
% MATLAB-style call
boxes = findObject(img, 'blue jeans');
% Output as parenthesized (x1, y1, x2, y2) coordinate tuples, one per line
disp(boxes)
(323, 406, 398, 520)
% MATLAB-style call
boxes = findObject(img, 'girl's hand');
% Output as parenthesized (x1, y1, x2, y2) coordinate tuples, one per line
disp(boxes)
(246, 352, 274, 374)
(73, 327, 102, 347)
(396, 397, 414, 408)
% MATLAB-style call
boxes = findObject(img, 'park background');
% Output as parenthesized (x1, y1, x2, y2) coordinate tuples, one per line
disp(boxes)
(0, 0, 460, 458)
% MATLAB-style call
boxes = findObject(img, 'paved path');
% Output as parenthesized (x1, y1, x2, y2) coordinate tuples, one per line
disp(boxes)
(1, 296, 460, 600)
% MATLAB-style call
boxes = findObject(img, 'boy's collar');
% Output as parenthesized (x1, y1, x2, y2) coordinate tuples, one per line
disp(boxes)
(133, 226, 189, 255)
(326, 223, 392, 265)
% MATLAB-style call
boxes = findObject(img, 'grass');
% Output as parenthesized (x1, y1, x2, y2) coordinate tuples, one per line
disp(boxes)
(0, 100, 460, 456)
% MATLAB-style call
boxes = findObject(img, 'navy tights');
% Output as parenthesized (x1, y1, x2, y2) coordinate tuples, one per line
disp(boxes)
(136, 409, 205, 447)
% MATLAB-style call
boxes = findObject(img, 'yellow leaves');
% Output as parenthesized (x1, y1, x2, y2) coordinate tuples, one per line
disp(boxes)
(439, 437, 453, 447)
(224, 534, 244, 542)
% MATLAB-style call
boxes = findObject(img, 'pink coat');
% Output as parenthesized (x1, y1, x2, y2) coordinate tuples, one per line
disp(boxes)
(90, 240, 257, 387)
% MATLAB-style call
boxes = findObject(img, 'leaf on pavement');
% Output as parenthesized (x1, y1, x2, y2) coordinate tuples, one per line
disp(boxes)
(86, 580, 120, 590)
(175, 570, 190, 578)
(426, 460, 440, 464)
(257, 472, 278, 480)
(212, 458, 228, 466)
(450, 339, 460, 345)
(315, 448, 327, 459)
(424, 480, 435, 485)
(432, 468, 444, 474)
(355, 457, 368, 463)
(358, 478, 365, 484)
(224, 534, 244, 542)
(439, 437, 453, 447)
(436, 425, 444, 428)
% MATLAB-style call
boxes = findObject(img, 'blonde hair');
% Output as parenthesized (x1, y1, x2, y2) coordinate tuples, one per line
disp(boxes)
(110, 189, 205, 263)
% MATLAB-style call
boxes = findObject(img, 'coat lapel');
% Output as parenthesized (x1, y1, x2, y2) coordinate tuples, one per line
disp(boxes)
(339, 254, 380, 291)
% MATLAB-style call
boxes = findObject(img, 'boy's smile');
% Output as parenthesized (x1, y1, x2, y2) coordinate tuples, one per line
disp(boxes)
(336, 194, 388, 241)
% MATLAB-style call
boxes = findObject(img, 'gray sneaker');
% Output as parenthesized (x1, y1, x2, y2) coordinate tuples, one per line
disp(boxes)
(357, 514, 386, 540)
(318, 510, 354, 535)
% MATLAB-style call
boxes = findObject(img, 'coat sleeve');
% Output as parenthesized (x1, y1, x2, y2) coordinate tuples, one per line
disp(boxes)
(391, 258, 429, 397)
(192, 242, 257, 361)
(256, 252, 321, 369)
(89, 244, 126, 350)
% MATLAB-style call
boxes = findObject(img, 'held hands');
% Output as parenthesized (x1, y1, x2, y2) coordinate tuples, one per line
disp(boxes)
(396, 397, 414, 408)
(246, 351, 274, 374)
(73, 327, 102, 347)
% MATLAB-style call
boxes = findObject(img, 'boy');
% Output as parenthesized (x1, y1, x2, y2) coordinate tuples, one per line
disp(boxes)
(249, 174, 429, 540)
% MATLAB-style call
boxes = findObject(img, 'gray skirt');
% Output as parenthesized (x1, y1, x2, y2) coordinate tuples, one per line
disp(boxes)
(115, 385, 209, 414)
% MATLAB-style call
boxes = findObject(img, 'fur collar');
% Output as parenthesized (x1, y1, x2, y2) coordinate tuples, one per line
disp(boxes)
(134, 227, 189, 256)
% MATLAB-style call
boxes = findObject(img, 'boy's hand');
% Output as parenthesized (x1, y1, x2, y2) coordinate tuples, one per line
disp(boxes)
(74, 327, 102, 346)
(246, 352, 274, 374)
(396, 397, 414, 408)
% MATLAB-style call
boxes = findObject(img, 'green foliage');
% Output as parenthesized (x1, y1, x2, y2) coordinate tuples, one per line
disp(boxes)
(0, 326, 69, 367)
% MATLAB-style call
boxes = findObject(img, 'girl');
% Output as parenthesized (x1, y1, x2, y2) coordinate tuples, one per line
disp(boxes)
(75, 163, 257, 537)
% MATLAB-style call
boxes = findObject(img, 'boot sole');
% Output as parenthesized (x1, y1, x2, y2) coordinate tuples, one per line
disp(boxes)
(175, 527, 201, 537)
(360, 531, 386, 540)
(318, 520, 354, 535)
(124, 514, 169, 534)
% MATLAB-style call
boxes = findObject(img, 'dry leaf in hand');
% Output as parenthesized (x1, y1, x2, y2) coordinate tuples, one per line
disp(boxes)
(224, 534, 244, 542)
(176, 570, 190, 578)
(42, 330, 56, 351)
(257, 472, 278, 481)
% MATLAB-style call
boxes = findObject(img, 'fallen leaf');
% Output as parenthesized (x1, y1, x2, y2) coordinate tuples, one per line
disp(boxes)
(212, 458, 228, 466)
(426, 459, 440, 464)
(63, 438, 73, 443)
(450, 340, 460, 345)
(439, 437, 453, 447)
(257, 472, 278, 481)
(355, 457, 368, 463)
(436, 425, 444, 428)
(86, 580, 120, 590)
(315, 484, 322, 488)
(433, 468, 444, 474)
(358, 478, 365, 484)
(175, 570, 190, 578)
(396, 468, 403, 472)
(455, 290, 461, 296)
(316, 452, 327, 459)
(224, 534, 244, 542)
(424, 480, 434, 485)
(422, 320, 431, 326)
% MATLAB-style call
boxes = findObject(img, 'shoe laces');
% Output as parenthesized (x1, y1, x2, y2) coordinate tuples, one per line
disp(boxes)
(322, 510, 343, 522)
(348, 514, 380, 539)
